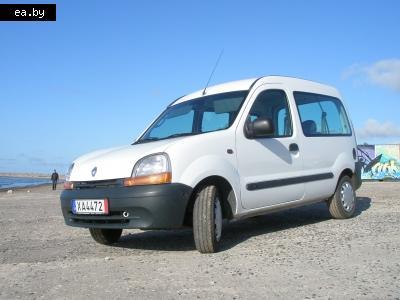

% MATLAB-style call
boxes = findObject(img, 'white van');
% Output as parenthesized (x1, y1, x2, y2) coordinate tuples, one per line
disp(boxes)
(61, 76, 362, 253)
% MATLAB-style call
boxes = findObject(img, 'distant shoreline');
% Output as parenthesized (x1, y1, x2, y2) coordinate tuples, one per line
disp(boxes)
(0, 172, 65, 179)
(0, 172, 49, 178)
(0, 173, 65, 192)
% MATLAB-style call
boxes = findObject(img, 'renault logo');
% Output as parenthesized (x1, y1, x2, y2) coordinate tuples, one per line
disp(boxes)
(91, 167, 97, 177)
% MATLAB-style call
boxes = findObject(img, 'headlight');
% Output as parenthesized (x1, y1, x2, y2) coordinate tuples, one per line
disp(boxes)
(123, 153, 171, 186)
(65, 163, 74, 181)
(64, 163, 75, 190)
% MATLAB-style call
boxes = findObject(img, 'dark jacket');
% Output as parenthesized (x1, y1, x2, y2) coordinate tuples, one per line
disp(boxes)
(51, 172, 59, 182)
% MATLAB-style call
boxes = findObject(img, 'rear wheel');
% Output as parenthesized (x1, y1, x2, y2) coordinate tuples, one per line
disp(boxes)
(328, 175, 356, 219)
(193, 185, 222, 253)
(89, 228, 122, 245)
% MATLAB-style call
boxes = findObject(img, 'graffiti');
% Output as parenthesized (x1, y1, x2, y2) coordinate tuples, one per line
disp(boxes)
(358, 144, 400, 180)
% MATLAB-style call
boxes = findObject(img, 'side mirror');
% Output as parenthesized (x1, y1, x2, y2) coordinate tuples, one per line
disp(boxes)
(244, 118, 275, 139)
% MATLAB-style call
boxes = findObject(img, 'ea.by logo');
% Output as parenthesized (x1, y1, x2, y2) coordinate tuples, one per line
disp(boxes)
(91, 167, 97, 177)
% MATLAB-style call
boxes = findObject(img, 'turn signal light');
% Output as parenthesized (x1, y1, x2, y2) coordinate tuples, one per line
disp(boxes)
(64, 181, 74, 190)
(123, 172, 172, 187)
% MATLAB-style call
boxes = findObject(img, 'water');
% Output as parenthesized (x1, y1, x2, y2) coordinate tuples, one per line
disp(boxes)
(0, 176, 52, 190)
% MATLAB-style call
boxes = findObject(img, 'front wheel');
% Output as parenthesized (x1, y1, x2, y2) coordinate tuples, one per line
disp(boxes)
(327, 175, 356, 219)
(193, 185, 223, 253)
(89, 228, 122, 245)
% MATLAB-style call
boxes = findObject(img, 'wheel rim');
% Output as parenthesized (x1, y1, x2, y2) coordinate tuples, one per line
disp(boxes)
(214, 197, 222, 242)
(340, 181, 355, 212)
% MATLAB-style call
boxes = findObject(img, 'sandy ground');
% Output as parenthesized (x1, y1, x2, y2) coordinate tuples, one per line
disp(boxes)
(0, 182, 399, 299)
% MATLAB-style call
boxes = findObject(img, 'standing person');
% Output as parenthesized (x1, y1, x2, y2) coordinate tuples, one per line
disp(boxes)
(51, 169, 59, 190)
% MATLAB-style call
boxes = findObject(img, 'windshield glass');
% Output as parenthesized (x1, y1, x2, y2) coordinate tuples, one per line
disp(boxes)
(138, 91, 248, 143)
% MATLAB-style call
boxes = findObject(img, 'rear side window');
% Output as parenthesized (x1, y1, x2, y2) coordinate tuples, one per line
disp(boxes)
(294, 92, 352, 137)
(247, 89, 292, 137)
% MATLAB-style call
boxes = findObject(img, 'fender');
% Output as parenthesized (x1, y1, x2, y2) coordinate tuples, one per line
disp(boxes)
(331, 151, 357, 180)
(177, 154, 241, 215)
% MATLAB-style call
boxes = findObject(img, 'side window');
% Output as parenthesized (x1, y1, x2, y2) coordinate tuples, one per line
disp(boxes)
(294, 92, 351, 136)
(247, 89, 292, 137)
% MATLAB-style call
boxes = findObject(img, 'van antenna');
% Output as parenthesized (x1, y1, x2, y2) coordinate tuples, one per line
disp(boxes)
(202, 49, 224, 96)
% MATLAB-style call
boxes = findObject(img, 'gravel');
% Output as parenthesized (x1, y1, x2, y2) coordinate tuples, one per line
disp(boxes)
(0, 182, 399, 299)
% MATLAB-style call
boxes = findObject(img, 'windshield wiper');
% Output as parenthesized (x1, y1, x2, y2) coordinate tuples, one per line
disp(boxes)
(133, 132, 197, 145)
(164, 132, 198, 139)
(132, 137, 160, 145)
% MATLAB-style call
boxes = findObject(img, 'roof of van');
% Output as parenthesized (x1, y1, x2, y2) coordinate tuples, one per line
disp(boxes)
(173, 76, 340, 105)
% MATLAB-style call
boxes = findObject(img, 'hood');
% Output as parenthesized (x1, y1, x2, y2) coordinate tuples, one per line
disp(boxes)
(69, 139, 179, 181)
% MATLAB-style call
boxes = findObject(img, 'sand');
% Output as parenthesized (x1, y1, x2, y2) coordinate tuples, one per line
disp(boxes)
(0, 182, 399, 299)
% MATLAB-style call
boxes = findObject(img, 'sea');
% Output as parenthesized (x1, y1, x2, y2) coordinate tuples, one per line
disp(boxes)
(0, 176, 52, 190)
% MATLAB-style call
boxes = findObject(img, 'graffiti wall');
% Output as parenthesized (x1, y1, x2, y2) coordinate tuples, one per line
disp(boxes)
(357, 144, 400, 180)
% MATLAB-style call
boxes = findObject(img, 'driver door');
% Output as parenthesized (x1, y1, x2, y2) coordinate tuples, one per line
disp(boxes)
(236, 85, 304, 209)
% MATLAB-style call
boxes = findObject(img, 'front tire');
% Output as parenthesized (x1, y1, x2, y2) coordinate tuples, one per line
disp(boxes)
(89, 228, 122, 245)
(328, 175, 356, 219)
(193, 185, 223, 253)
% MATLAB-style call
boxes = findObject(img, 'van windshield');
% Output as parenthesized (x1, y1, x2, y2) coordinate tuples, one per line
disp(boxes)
(137, 91, 248, 143)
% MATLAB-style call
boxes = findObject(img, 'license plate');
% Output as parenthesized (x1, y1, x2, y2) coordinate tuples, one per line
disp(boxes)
(72, 199, 109, 215)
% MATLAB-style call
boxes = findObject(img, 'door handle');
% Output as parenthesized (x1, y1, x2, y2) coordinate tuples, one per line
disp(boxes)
(289, 143, 299, 152)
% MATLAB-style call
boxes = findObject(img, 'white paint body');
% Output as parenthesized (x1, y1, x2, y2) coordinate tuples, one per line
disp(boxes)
(69, 76, 358, 219)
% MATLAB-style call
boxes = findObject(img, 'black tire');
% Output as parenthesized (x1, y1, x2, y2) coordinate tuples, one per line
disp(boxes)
(193, 185, 223, 254)
(89, 228, 122, 245)
(327, 175, 356, 219)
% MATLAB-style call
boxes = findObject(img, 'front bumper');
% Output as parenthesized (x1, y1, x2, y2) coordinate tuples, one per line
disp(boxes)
(60, 183, 192, 229)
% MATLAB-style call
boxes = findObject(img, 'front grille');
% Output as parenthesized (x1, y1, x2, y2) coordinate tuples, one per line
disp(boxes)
(73, 179, 122, 189)
(71, 218, 129, 225)
(68, 211, 130, 225)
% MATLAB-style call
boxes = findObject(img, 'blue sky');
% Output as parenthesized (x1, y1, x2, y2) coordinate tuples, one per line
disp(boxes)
(1, 0, 399, 173)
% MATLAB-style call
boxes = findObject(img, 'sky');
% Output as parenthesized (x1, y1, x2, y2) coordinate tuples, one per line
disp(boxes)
(0, 0, 399, 173)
